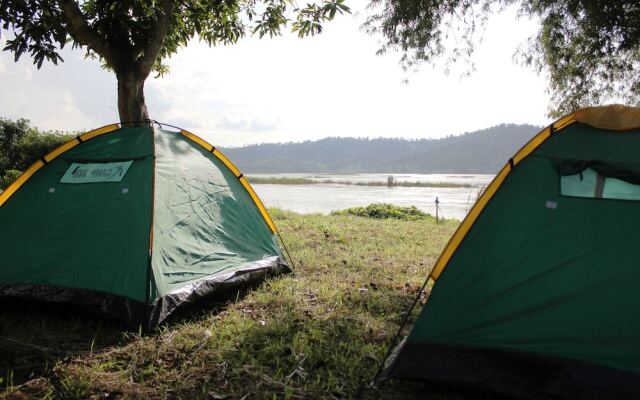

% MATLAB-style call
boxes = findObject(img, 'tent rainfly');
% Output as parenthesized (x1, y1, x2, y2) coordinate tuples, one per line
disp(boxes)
(0, 124, 289, 329)
(381, 105, 640, 399)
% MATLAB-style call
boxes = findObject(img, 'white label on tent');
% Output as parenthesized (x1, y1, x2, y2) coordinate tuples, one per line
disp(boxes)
(60, 161, 133, 184)
(545, 200, 558, 209)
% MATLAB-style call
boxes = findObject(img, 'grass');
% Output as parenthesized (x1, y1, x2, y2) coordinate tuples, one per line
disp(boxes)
(0, 208, 476, 400)
(246, 176, 473, 188)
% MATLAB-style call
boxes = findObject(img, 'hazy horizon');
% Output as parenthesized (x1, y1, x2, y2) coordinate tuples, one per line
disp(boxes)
(219, 122, 543, 148)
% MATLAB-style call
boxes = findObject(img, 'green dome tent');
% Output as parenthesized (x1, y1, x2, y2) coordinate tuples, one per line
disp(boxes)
(381, 105, 640, 398)
(0, 123, 289, 329)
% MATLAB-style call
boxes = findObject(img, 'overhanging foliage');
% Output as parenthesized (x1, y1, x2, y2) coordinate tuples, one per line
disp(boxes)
(364, 0, 640, 116)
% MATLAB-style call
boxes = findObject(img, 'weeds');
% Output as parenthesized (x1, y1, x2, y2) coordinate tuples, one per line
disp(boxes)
(331, 203, 456, 223)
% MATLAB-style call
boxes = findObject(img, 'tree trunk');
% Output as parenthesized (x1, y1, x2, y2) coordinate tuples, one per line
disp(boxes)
(117, 72, 149, 124)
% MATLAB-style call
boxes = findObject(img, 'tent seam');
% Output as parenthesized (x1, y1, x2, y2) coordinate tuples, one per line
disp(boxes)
(177, 128, 278, 234)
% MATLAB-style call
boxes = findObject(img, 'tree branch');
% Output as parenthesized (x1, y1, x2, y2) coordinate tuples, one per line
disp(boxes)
(58, 0, 119, 68)
(134, 0, 176, 80)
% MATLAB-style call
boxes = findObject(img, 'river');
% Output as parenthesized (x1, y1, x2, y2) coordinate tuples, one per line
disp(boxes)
(249, 173, 494, 221)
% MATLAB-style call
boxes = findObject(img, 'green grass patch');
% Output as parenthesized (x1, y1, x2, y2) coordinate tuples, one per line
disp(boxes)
(1, 209, 460, 399)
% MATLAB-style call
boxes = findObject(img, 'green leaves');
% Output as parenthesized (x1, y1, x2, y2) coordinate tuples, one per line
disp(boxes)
(251, 0, 351, 39)
(0, 169, 21, 190)
(523, 1, 640, 116)
(0, 117, 72, 188)
(0, 0, 67, 69)
(1, 0, 351, 74)
(292, 0, 351, 38)
(0, 0, 350, 121)
(251, 0, 288, 39)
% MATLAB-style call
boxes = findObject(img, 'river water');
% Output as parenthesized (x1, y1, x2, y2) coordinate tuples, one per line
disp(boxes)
(249, 173, 494, 221)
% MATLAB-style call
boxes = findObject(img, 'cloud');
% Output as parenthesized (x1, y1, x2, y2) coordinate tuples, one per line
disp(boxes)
(248, 118, 279, 132)
(0, 4, 550, 146)
(219, 116, 247, 130)
(0, 40, 117, 131)
(218, 116, 279, 132)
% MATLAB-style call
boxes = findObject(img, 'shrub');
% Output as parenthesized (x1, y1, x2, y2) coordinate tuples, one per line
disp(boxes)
(0, 118, 72, 184)
(331, 203, 434, 220)
(0, 169, 22, 190)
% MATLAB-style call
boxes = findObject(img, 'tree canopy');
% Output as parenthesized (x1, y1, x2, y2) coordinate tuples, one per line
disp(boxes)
(364, 0, 640, 116)
(0, 118, 72, 189)
(0, 0, 349, 122)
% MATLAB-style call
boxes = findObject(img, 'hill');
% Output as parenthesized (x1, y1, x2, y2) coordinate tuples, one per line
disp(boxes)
(221, 123, 541, 174)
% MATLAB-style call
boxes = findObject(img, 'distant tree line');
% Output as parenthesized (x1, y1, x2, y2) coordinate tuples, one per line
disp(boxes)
(222, 124, 541, 174)
(0, 120, 541, 191)
(0, 118, 72, 190)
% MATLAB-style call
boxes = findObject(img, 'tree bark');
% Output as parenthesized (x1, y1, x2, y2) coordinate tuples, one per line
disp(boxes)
(60, 0, 176, 124)
(117, 72, 149, 124)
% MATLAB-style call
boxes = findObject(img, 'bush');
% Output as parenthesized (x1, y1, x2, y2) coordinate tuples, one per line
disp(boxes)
(0, 169, 22, 190)
(331, 203, 434, 220)
(0, 118, 73, 189)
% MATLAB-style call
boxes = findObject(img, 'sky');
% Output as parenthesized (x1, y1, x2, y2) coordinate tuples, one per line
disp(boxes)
(0, 4, 552, 147)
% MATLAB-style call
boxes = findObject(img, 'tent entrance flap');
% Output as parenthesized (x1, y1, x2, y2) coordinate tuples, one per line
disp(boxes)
(147, 128, 289, 326)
